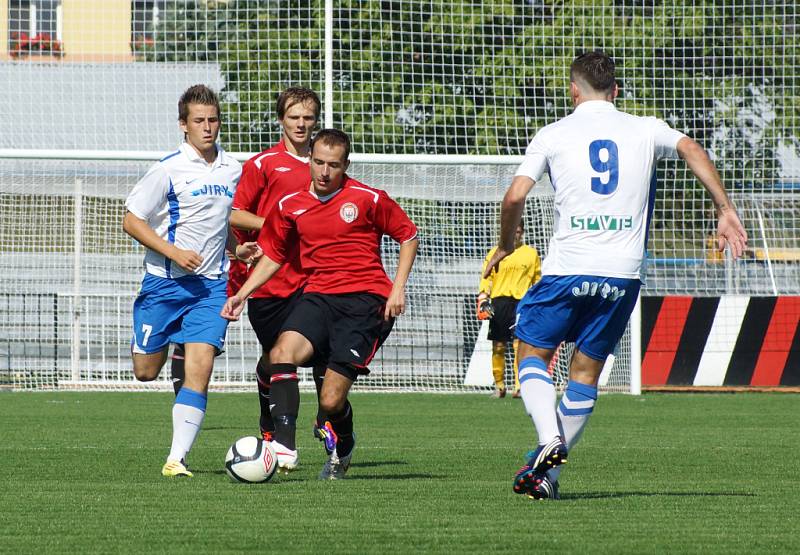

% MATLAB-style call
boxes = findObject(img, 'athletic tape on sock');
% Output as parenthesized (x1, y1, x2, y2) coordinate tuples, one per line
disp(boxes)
(175, 387, 207, 412)
(518, 356, 552, 385)
(558, 381, 597, 416)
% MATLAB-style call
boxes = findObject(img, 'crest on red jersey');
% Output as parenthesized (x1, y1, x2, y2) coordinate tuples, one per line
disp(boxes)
(340, 202, 358, 223)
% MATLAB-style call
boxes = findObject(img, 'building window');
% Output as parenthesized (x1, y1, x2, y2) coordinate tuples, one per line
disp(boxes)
(9, 1, 63, 57)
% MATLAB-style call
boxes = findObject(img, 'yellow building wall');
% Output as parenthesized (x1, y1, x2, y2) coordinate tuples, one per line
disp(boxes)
(0, 0, 8, 58)
(62, 0, 131, 62)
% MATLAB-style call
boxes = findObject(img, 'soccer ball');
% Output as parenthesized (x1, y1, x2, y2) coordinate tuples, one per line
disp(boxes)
(224, 436, 278, 483)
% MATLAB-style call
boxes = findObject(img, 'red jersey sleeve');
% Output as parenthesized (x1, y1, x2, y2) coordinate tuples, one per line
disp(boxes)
(232, 159, 265, 212)
(257, 201, 293, 265)
(374, 190, 418, 244)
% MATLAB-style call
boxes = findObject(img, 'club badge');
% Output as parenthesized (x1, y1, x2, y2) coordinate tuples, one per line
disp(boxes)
(340, 202, 358, 223)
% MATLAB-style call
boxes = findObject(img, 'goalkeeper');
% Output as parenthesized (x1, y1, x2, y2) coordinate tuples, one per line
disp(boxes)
(478, 222, 541, 398)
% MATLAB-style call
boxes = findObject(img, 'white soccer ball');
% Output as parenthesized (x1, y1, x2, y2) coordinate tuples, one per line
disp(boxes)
(225, 436, 278, 483)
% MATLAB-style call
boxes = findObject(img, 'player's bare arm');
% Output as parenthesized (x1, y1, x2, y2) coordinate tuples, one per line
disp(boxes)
(230, 208, 265, 232)
(122, 211, 203, 272)
(484, 175, 535, 278)
(220, 254, 282, 320)
(234, 241, 262, 264)
(384, 237, 419, 320)
(677, 136, 748, 258)
(225, 226, 261, 264)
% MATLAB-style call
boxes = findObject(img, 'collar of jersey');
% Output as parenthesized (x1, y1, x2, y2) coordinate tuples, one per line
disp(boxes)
(286, 151, 310, 164)
(309, 186, 344, 203)
(274, 139, 311, 164)
(573, 100, 617, 113)
(180, 142, 229, 169)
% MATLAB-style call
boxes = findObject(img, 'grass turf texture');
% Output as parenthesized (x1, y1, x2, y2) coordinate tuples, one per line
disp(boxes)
(1, 392, 799, 553)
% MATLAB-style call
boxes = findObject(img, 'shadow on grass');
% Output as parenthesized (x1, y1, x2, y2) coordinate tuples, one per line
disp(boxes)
(326, 460, 438, 480)
(191, 469, 228, 476)
(351, 460, 408, 469)
(346, 473, 443, 481)
(189, 467, 440, 481)
(559, 491, 757, 500)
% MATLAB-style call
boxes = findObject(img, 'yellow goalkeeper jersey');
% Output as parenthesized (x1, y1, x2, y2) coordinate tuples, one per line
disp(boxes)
(479, 244, 542, 300)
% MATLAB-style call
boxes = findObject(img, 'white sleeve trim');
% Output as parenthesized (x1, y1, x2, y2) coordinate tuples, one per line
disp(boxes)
(125, 205, 150, 221)
(652, 118, 688, 160)
(350, 186, 380, 203)
(254, 151, 279, 169)
(277, 191, 302, 210)
(514, 153, 547, 181)
(124, 163, 169, 221)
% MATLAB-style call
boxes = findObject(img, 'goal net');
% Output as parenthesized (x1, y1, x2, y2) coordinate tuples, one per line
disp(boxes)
(2, 1, 798, 391)
(0, 156, 634, 392)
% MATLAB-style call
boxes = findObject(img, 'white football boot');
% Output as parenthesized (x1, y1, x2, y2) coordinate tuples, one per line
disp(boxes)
(270, 440, 299, 473)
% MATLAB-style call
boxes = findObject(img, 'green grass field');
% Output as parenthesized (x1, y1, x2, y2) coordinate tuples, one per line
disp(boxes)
(1, 392, 799, 553)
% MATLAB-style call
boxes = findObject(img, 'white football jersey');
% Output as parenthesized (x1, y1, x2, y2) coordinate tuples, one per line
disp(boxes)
(125, 143, 242, 279)
(515, 100, 686, 281)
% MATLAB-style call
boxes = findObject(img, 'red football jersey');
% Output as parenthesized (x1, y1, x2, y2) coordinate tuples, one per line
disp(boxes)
(259, 176, 418, 298)
(229, 141, 310, 298)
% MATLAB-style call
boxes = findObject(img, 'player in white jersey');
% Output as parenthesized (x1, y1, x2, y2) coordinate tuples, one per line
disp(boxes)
(485, 51, 747, 500)
(123, 84, 255, 478)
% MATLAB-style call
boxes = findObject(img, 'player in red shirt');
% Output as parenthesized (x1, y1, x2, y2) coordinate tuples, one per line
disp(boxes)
(228, 87, 325, 471)
(221, 129, 419, 480)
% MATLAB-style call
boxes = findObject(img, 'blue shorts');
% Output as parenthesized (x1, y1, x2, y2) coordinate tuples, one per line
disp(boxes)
(515, 274, 640, 361)
(131, 273, 229, 354)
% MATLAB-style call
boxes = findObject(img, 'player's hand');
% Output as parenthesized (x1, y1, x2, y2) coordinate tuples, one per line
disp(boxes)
(171, 248, 204, 273)
(220, 295, 246, 321)
(483, 247, 511, 278)
(716, 208, 748, 259)
(384, 286, 406, 321)
(235, 242, 263, 265)
(476, 293, 494, 320)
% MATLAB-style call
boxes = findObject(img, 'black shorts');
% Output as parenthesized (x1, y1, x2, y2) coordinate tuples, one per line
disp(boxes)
(247, 289, 304, 352)
(488, 296, 519, 342)
(280, 292, 394, 381)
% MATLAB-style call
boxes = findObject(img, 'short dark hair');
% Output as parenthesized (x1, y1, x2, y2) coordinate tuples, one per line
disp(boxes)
(178, 84, 220, 122)
(276, 87, 321, 120)
(310, 128, 351, 161)
(570, 51, 616, 94)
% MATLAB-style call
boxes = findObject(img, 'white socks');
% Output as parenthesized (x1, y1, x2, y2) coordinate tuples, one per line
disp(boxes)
(167, 387, 207, 463)
(517, 357, 560, 444)
(548, 380, 597, 483)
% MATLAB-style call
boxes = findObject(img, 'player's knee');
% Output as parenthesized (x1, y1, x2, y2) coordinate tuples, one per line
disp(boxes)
(268, 343, 297, 365)
(569, 363, 602, 386)
(569, 351, 604, 385)
(492, 342, 506, 355)
(319, 391, 346, 415)
(132, 361, 160, 382)
(132, 350, 166, 381)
